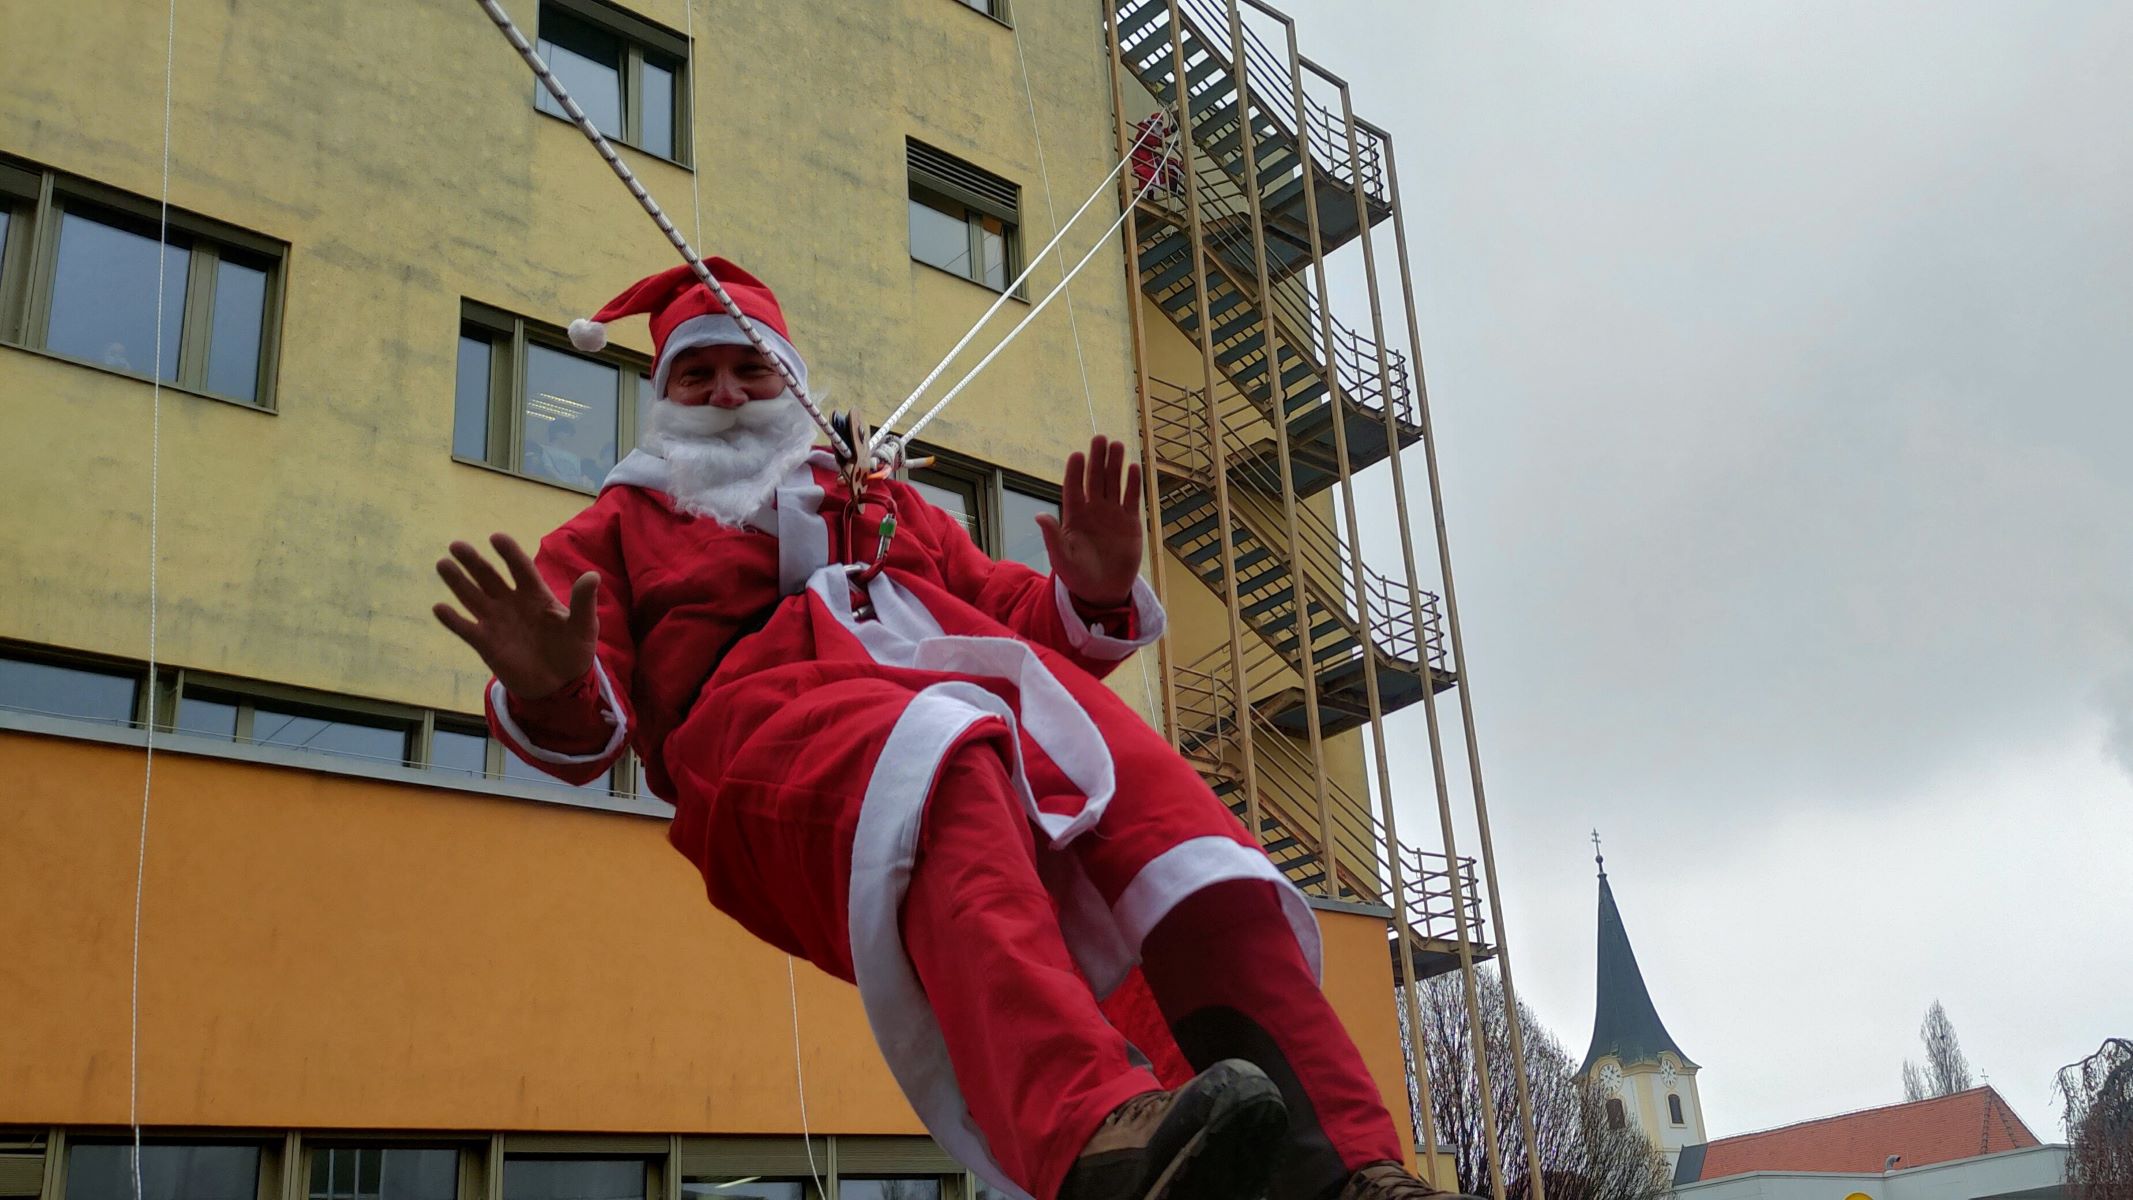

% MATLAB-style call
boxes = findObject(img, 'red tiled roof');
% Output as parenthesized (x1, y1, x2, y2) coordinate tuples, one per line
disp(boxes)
(1693, 1087, 2040, 1180)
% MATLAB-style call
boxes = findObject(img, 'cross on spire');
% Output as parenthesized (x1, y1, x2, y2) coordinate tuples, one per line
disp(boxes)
(1592, 829, 1606, 875)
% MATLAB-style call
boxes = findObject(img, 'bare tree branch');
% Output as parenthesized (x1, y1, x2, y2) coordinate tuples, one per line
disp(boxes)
(1400, 970, 1671, 1200)
(1900, 1000, 1975, 1101)
(2056, 1037, 2133, 1200)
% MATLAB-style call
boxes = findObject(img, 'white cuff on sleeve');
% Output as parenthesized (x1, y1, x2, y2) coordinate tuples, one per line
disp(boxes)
(1052, 575, 1166, 661)
(487, 659, 630, 765)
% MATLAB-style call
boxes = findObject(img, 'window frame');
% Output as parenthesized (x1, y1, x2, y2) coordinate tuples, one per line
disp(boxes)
(1604, 1097, 1627, 1131)
(302, 1142, 469, 1200)
(455, 299, 653, 495)
(948, 0, 1012, 27)
(56, 1134, 283, 1200)
(1667, 1093, 1685, 1126)
(901, 444, 1059, 572)
(0, 641, 152, 728)
(0, 156, 287, 411)
(532, 0, 692, 167)
(905, 142, 1022, 296)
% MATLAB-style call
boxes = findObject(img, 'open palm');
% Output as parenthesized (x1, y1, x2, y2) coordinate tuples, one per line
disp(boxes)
(432, 533, 599, 699)
(1036, 435, 1145, 608)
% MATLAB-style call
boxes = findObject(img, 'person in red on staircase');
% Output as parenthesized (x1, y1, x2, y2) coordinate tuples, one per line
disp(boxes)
(432, 258, 1472, 1200)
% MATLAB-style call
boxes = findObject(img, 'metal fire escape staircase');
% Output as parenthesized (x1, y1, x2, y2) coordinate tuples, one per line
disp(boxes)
(1112, 0, 1491, 977)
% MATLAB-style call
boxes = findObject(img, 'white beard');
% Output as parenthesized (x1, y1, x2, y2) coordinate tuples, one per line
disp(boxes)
(641, 391, 817, 527)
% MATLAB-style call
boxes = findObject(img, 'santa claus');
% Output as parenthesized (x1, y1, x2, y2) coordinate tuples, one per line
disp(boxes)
(433, 260, 1468, 1200)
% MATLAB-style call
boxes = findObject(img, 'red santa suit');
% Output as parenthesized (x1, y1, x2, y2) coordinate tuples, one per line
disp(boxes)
(485, 262, 1406, 1200)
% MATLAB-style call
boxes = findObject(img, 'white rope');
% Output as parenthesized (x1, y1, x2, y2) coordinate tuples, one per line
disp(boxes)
(868, 117, 1167, 457)
(133, 0, 177, 1194)
(787, 957, 826, 1198)
(471, 0, 850, 459)
(1010, 21, 1162, 723)
(897, 151, 1177, 451)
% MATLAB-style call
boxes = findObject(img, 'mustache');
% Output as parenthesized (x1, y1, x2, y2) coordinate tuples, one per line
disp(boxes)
(645, 392, 802, 441)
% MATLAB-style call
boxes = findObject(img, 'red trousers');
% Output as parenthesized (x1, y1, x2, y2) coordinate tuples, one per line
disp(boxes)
(902, 743, 1403, 1200)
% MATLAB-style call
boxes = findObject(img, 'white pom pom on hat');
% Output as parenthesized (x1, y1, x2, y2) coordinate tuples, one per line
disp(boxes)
(567, 318, 607, 352)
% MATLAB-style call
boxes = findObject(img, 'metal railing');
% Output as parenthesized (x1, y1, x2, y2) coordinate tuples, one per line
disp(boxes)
(1148, 379, 1450, 678)
(1174, 650, 1486, 950)
(1118, 0, 1389, 203)
(1139, 175, 1416, 435)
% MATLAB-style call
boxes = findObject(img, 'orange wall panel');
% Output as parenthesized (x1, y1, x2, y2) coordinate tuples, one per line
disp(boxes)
(1, 732, 1410, 1150)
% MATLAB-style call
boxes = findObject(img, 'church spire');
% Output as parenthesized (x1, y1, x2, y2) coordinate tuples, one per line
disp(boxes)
(1581, 838, 1695, 1073)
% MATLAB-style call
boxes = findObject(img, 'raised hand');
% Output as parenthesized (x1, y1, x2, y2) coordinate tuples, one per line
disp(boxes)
(1035, 435, 1145, 608)
(432, 533, 599, 700)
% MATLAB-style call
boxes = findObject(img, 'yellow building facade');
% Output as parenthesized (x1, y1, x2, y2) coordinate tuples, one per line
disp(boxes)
(1, 1, 1522, 1200)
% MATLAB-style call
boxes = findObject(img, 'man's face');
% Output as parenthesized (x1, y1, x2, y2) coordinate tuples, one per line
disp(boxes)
(665, 344, 786, 409)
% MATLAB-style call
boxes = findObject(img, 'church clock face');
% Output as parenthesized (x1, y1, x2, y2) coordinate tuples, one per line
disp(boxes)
(1598, 1063, 1623, 1094)
(1659, 1062, 1678, 1090)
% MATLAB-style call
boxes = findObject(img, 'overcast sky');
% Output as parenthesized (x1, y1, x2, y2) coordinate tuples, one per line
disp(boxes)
(1274, 1, 2133, 1140)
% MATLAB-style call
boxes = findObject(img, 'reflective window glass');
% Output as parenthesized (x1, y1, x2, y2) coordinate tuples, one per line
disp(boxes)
(0, 655, 136, 724)
(522, 343, 620, 490)
(837, 1181, 940, 1200)
(502, 1159, 645, 1200)
(535, 8, 623, 137)
(66, 1143, 260, 1200)
(640, 59, 676, 159)
(454, 334, 496, 461)
(908, 196, 971, 278)
(250, 703, 408, 765)
(430, 726, 490, 779)
(979, 216, 1008, 290)
(0, 209, 11, 268)
(1000, 485, 1058, 572)
(683, 1181, 810, 1200)
(908, 471, 982, 542)
(205, 255, 268, 402)
(308, 1148, 458, 1200)
(47, 210, 189, 380)
(176, 695, 239, 739)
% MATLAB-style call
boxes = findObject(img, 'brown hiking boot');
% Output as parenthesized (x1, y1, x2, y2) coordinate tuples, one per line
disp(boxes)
(1335, 1161, 1485, 1200)
(1056, 1059, 1288, 1200)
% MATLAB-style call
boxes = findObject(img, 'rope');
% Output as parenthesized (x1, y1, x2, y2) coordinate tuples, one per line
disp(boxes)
(868, 116, 1167, 457)
(895, 146, 1177, 451)
(1009, 18, 1161, 722)
(132, 0, 177, 1194)
(787, 957, 825, 1197)
(470, 0, 850, 459)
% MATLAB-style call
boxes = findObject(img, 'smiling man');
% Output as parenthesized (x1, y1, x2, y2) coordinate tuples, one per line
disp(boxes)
(432, 259, 1468, 1200)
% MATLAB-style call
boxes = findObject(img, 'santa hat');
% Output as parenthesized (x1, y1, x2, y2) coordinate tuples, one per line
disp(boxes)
(568, 259, 808, 400)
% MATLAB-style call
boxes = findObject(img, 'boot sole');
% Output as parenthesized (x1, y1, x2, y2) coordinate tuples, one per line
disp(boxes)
(1140, 1069, 1288, 1200)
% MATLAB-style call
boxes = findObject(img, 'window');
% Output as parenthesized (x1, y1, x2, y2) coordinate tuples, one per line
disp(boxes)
(951, 0, 1010, 22)
(0, 650, 140, 725)
(1668, 1093, 1685, 1125)
(905, 447, 1059, 572)
(0, 157, 284, 408)
(504, 1159, 648, 1200)
(682, 1180, 816, 1200)
(838, 1183, 941, 1200)
(65, 1142, 259, 1200)
(168, 683, 415, 767)
(998, 482, 1058, 573)
(455, 301, 652, 492)
(906, 141, 1019, 292)
(308, 1148, 459, 1200)
(1605, 1098, 1627, 1131)
(534, 0, 690, 164)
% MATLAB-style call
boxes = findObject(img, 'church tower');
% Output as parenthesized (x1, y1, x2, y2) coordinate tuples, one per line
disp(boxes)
(1580, 838, 1706, 1167)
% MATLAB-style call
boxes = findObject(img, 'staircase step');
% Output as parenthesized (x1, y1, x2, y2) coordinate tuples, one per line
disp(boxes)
(1241, 592, 1293, 621)
(1263, 175, 1307, 213)
(1146, 254, 1196, 293)
(1118, 0, 1167, 42)
(1211, 306, 1261, 345)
